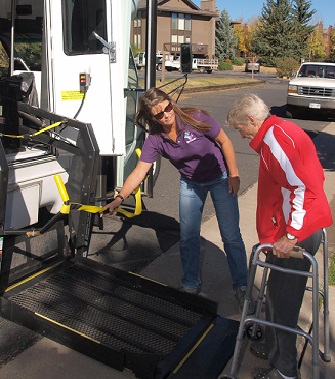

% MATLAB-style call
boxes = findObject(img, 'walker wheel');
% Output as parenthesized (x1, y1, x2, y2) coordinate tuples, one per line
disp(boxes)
(246, 324, 263, 341)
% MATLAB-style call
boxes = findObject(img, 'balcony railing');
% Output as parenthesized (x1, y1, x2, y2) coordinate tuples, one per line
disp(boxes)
(162, 42, 208, 56)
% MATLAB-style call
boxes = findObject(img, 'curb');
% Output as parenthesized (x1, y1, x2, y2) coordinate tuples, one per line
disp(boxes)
(182, 80, 266, 93)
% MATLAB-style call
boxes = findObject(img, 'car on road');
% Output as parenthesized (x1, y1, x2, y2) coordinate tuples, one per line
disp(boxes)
(245, 59, 260, 73)
(286, 62, 335, 118)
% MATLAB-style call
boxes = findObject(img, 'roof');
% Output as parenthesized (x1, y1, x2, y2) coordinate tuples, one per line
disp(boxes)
(137, 0, 218, 17)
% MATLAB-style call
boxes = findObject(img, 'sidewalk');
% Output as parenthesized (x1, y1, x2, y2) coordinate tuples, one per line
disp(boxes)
(0, 122, 334, 379)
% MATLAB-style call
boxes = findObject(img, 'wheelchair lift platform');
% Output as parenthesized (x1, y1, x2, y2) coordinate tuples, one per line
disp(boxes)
(1, 256, 239, 379)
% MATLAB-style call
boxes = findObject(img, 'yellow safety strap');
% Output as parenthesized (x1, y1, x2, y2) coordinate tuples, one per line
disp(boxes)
(0, 121, 63, 139)
(53, 174, 142, 218)
(54, 174, 71, 214)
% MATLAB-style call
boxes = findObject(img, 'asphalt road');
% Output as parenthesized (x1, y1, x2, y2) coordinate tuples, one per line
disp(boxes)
(1, 76, 333, 369)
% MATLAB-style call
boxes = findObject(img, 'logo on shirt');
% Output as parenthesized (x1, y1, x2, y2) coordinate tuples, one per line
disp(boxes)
(184, 131, 197, 144)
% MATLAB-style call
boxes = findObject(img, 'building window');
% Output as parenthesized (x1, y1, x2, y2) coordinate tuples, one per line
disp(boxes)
(172, 13, 191, 31)
(172, 13, 178, 30)
(185, 14, 191, 31)
(134, 34, 141, 49)
(178, 14, 184, 30)
(171, 13, 192, 50)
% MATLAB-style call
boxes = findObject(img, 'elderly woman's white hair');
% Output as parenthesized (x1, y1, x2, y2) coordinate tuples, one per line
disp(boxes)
(227, 94, 270, 127)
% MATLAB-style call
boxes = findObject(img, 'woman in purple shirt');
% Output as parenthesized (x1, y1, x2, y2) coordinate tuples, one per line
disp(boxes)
(104, 87, 249, 312)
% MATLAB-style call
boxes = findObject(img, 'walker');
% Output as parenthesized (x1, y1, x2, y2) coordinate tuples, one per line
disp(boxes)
(220, 229, 331, 379)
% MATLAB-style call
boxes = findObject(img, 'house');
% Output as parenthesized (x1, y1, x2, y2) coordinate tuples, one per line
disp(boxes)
(131, 0, 219, 58)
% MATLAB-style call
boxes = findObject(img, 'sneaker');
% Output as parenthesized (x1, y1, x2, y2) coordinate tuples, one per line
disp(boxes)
(235, 286, 254, 314)
(251, 367, 300, 379)
(179, 286, 201, 295)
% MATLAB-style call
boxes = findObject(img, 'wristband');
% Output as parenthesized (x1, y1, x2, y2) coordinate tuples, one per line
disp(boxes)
(115, 194, 124, 203)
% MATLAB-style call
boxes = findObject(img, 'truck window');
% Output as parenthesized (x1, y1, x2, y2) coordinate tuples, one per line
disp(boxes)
(63, 0, 107, 55)
(298, 64, 335, 79)
(324, 66, 335, 78)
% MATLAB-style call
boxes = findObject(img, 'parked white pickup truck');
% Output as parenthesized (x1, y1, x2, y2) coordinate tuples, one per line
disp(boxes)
(165, 56, 218, 74)
(286, 62, 335, 118)
(133, 51, 163, 70)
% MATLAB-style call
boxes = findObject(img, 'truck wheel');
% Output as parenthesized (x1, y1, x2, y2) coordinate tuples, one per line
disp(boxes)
(156, 63, 162, 71)
(286, 105, 296, 118)
(207, 69, 212, 74)
(199, 67, 206, 74)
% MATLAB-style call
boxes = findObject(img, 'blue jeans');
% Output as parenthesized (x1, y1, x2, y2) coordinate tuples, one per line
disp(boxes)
(179, 173, 248, 291)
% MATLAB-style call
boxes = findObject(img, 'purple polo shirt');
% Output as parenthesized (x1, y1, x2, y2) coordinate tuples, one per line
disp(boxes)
(140, 111, 227, 182)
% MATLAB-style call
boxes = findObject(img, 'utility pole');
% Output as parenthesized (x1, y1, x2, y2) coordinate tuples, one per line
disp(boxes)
(144, 0, 157, 197)
(145, 0, 157, 91)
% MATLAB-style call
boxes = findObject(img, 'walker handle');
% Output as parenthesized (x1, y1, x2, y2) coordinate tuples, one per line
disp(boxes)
(289, 247, 304, 259)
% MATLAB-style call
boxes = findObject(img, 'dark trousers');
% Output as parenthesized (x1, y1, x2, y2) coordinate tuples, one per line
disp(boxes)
(265, 229, 323, 377)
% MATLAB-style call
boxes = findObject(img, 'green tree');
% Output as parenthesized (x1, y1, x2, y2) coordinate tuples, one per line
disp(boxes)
(251, 0, 315, 65)
(251, 0, 294, 65)
(215, 9, 237, 60)
(291, 0, 316, 60)
(330, 27, 335, 61)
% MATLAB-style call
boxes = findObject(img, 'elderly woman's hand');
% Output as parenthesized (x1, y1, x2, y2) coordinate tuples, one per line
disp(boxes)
(228, 175, 240, 196)
(273, 235, 297, 258)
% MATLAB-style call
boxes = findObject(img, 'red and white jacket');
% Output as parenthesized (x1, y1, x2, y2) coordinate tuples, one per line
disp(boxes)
(249, 115, 333, 243)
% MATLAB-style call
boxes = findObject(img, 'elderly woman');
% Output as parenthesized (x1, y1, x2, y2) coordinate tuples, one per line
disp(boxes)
(104, 87, 249, 312)
(227, 93, 333, 379)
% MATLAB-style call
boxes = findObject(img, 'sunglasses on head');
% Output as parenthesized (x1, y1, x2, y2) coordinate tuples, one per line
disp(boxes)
(153, 102, 173, 120)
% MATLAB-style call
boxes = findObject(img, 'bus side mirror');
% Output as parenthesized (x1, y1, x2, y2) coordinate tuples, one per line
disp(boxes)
(180, 43, 192, 74)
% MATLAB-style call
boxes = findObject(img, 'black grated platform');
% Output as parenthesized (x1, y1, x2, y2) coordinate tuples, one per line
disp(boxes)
(0, 257, 239, 379)
(167, 317, 239, 379)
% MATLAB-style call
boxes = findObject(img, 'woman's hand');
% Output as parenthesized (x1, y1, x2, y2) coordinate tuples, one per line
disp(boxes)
(100, 160, 152, 217)
(228, 175, 240, 196)
(273, 235, 297, 258)
(100, 197, 123, 216)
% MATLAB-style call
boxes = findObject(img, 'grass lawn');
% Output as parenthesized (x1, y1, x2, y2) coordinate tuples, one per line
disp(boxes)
(139, 76, 263, 97)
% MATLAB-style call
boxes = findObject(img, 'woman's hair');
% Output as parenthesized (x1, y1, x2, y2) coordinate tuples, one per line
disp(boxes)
(227, 93, 270, 128)
(134, 87, 212, 134)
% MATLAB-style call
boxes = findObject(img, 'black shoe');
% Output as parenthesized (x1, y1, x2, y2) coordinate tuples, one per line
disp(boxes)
(250, 342, 268, 360)
(251, 367, 273, 379)
(251, 367, 300, 379)
(235, 286, 254, 314)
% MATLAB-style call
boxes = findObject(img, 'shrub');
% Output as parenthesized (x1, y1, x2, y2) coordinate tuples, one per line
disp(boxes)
(231, 56, 244, 66)
(275, 57, 300, 78)
(219, 60, 233, 70)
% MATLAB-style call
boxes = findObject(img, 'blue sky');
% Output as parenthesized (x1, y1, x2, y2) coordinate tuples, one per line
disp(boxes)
(192, 0, 334, 27)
